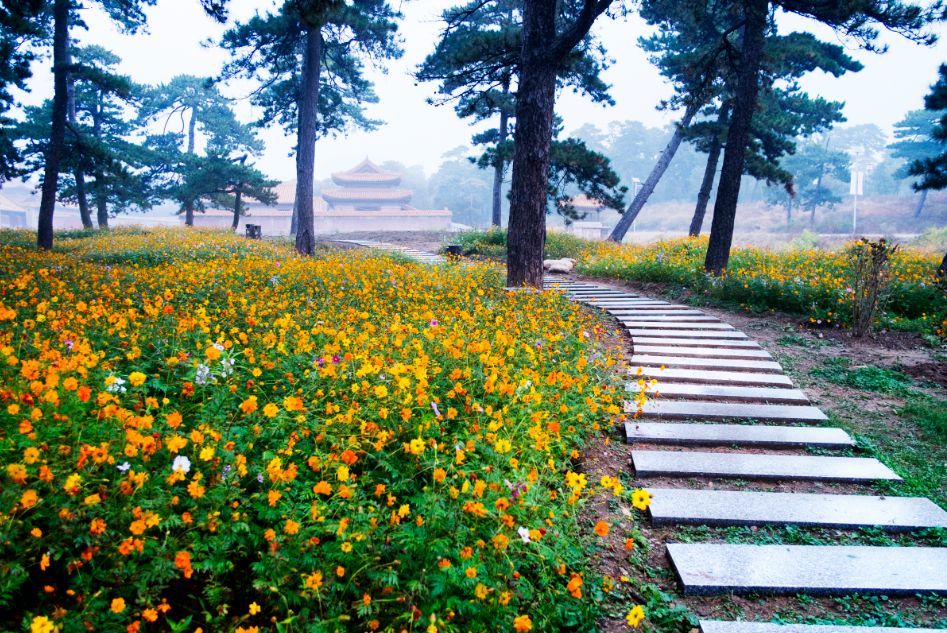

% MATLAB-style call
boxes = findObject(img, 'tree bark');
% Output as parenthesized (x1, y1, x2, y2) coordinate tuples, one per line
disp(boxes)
(91, 94, 108, 228)
(232, 188, 242, 231)
(703, 0, 768, 275)
(294, 27, 322, 256)
(183, 109, 197, 226)
(492, 82, 511, 227)
(507, 1, 559, 287)
(608, 106, 697, 243)
(913, 188, 928, 218)
(95, 187, 108, 228)
(689, 103, 730, 237)
(37, 0, 70, 250)
(939, 251, 947, 279)
(66, 40, 93, 230)
(290, 195, 298, 235)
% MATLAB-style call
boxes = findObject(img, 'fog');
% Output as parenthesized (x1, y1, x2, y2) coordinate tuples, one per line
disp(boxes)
(11, 0, 947, 191)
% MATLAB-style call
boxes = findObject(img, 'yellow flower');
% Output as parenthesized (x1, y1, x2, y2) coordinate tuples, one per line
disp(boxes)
(408, 438, 425, 455)
(30, 616, 55, 633)
(337, 465, 349, 481)
(111, 597, 126, 613)
(495, 439, 511, 454)
(262, 403, 279, 418)
(128, 372, 146, 387)
(83, 494, 101, 506)
(626, 605, 645, 628)
(631, 489, 651, 511)
(373, 385, 388, 398)
(248, 602, 261, 615)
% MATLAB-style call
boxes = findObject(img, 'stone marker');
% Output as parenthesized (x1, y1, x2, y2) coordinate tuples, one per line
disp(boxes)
(700, 622, 947, 633)
(624, 422, 848, 447)
(622, 322, 736, 329)
(648, 489, 947, 530)
(626, 383, 807, 403)
(633, 345, 772, 360)
(631, 355, 783, 373)
(633, 367, 793, 386)
(632, 337, 761, 348)
(667, 543, 947, 595)
(627, 329, 748, 339)
(633, 400, 827, 421)
(631, 450, 902, 482)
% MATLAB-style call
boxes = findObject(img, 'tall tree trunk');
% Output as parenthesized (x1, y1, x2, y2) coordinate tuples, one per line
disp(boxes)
(95, 188, 108, 228)
(294, 27, 322, 256)
(809, 170, 823, 228)
(492, 81, 511, 227)
(290, 195, 298, 235)
(787, 191, 793, 227)
(183, 109, 197, 226)
(703, 0, 767, 275)
(66, 40, 93, 230)
(507, 2, 559, 287)
(690, 103, 730, 237)
(37, 0, 70, 250)
(232, 188, 243, 231)
(608, 106, 697, 243)
(914, 188, 928, 218)
(91, 96, 108, 229)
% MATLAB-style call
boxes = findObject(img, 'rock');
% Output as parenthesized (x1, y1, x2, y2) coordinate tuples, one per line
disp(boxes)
(543, 258, 575, 273)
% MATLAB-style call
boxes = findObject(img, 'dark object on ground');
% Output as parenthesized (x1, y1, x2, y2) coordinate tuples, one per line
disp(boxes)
(245, 224, 262, 239)
(903, 362, 947, 389)
(446, 244, 462, 256)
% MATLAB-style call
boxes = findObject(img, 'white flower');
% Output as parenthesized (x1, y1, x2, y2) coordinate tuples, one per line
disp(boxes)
(106, 376, 127, 394)
(172, 455, 191, 474)
(517, 526, 531, 544)
(117, 462, 131, 472)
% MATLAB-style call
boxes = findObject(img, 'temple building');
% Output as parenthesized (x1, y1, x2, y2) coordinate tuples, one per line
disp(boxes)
(188, 158, 451, 234)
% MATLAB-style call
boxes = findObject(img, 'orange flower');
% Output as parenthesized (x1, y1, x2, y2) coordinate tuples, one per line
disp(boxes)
(495, 498, 510, 512)
(624, 538, 635, 551)
(239, 397, 258, 414)
(433, 468, 447, 482)
(268, 490, 282, 507)
(20, 489, 39, 509)
(174, 550, 193, 578)
(284, 520, 299, 535)
(312, 481, 332, 495)
(166, 411, 183, 428)
(513, 615, 533, 632)
(264, 529, 276, 542)
(594, 521, 609, 537)
(465, 567, 477, 578)
(111, 597, 126, 613)
(336, 566, 345, 577)
(90, 519, 107, 535)
(142, 608, 158, 622)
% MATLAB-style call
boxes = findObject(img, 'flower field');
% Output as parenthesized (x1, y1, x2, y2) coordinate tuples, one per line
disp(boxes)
(450, 229, 947, 334)
(0, 229, 643, 633)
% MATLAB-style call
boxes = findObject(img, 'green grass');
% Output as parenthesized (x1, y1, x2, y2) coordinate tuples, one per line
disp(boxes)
(900, 398, 947, 439)
(809, 357, 915, 393)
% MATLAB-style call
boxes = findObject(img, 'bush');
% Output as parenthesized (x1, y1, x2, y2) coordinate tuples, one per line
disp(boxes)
(0, 228, 638, 633)
(445, 228, 588, 261)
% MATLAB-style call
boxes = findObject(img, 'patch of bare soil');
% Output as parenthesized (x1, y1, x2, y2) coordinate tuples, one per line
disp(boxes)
(314, 230, 452, 254)
(903, 361, 947, 388)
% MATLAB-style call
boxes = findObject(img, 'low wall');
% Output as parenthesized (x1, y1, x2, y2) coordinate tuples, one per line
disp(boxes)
(187, 213, 451, 235)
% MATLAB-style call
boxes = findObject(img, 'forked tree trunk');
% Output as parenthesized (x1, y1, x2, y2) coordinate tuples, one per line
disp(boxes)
(609, 106, 697, 243)
(913, 188, 928, 218)
(294, 27, 322, 256)
(506, 1, 558, 287)
(65, 38, 93, 229)
(690, 103, 730, 237)
(492, 82, 511, 227)
(95, 184, 109, 228)
(37, 0, 70, 250)
(703, 0, 767, 275)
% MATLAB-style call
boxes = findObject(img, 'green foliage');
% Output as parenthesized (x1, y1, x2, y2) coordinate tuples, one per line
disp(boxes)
(900, 399, 947, 438)
(446, 228, 588, 260)
(790, 230, 820, 250)
(810, 357, 914, 392)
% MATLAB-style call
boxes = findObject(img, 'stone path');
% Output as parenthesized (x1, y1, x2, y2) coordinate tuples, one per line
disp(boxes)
(544, 277, 947, 614)
(332, 239, 447, 263)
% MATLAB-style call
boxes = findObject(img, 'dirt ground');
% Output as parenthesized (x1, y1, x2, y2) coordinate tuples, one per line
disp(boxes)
(555, 272, 947, 632)
(314, 230, 454, 254)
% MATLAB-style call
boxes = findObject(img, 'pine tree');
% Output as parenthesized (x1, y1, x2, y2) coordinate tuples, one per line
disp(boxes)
(217, 0, 402, 256)
(139, 75, 261, 226)
(889, 107, 946, 216)
(0, 1, 43, 184)
(700, 0, 937, 274)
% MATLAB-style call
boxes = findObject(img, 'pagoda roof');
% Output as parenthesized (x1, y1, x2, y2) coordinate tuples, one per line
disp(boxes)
(331, 158, 402, 186)
(321, 188, 413, 205)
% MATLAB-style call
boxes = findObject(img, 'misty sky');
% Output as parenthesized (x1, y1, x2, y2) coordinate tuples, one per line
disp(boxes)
(14, 0, 947, 185)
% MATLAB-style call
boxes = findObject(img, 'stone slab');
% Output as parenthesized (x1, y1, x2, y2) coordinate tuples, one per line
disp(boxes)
(634, 345, 772, 360)
(623, 322, 735, 329)
(620, 316, 721, 323)
(632, 401, 827, 421)
(701, 622, 947, 633)
(610, 309, 708, 316)
(624, 421, 846, 447)
(631, 450, 902, 482)
(648, 489, 947, 530)
(633, 337, 761, 348)
(631, 355, 783, 373)
(627, 329, 748, 339)
(633, 367, 793, 387)
(626, 382, 807, 403)
(580, 300, 671, 306)
(667, 543, 947, 596)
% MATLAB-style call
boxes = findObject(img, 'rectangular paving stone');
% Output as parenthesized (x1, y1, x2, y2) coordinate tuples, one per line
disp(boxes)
(631, 355, 783, 373)
(633, 367, 793, 387)
(624, 421, 846, 447)
(626, 382, 807, 403)
(611, 309, 708, 316)
(701, 622, 946, 633)
(667, 543, 947, 596)
(701, 622, 947, 633)
(632, 401, 827, 421)
(634, 345, 772, 360)
(649, 489, 947, 530)
(633, 337, 761, 348)
(627, 329, 748, 339)
(579, 300, 670, 306)
(623, 322, 735, 329)
(631, 450, 902, 482)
